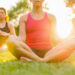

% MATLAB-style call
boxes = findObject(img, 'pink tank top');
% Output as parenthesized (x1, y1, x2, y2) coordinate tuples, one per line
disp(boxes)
(26, 12, 52, 50)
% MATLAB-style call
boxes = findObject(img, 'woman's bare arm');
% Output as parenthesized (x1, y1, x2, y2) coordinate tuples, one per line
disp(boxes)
(19, 15, 27, 42)
(8, 23, 16, 36)
(0, 30, 10, 36)
(48, 14, 62, 45)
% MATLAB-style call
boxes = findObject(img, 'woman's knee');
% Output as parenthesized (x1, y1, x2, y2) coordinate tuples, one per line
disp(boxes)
(6, 36, 19, 47)
(6, 35, 15, 44)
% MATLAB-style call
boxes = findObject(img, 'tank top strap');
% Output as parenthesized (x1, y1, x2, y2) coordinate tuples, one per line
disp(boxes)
(0, 22, 10, 33)
(6, 22, 8, 27)
(44, 12, 50, 21)
(27, 13, 31, 20)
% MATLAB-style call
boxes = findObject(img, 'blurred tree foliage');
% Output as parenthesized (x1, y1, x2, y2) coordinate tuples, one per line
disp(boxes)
(15, 26, 19, 36)
(8, 0, 30, 35)
(65, 0, 75, 7)
(65, 0, 75, 37)
(8, 0, 30, 20)
(65, 0, 75, 13)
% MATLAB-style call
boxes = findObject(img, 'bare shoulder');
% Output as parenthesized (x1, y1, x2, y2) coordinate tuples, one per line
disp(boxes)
(8, 23, 14, 29)
(47, 13, 56, 22)
(19, 14, 28, 22)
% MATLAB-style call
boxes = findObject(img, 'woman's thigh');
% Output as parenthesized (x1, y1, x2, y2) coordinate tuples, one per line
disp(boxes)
(6, 36, 41, 60)
(6, 38, 21, 59)
(44, 38, 75, 62)
(6, 36, 28, 59)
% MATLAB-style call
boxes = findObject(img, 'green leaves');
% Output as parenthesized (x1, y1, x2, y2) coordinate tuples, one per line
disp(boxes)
(65, 0, 75, 7)
(8, 0, 29, 20)
(67, 0, 75, 3)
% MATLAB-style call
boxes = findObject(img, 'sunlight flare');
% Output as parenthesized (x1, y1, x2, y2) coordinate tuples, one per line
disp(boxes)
(2, 44, 7, 50)
(45, 0, 73, 39)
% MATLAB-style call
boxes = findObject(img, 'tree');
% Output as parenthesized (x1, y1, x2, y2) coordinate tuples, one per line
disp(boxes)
(65, 0, 75, 36)
(8, 0, 30, 20)
(65, 0, 75, 7)
(8, 0, 30, 35)
(65, 0, 75, 13)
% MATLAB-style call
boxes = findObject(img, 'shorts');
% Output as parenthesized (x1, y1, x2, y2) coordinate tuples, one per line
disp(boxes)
(32, 49, 50, 58)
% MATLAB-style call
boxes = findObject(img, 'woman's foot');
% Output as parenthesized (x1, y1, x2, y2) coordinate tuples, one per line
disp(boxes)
(20, 57, 32, 62)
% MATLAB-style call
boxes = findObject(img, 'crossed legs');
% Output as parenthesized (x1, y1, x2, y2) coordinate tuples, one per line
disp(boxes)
(6, 36, 75, 62)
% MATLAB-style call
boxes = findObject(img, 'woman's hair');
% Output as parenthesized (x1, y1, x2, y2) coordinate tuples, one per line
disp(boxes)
(0, 7, 9, 22)
(0, 7, 6, 14)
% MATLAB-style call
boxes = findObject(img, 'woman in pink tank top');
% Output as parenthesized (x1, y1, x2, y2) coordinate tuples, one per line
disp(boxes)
(26, 12, 52, 50)
(6, 0, 75, 62)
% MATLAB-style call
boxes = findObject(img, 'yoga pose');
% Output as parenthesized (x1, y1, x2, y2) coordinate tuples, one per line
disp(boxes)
(6, 0, 75, 62)
(0, 7, 15, 52)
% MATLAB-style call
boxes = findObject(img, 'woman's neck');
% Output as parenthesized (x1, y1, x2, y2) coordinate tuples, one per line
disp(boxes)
(0, 20, 6, 28)
(0, 19, 6, 24)
(32, 5, 43, 15)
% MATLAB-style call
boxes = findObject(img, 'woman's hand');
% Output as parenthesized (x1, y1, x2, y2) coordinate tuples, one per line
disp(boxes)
(0, 30, 3, 35)
(17, 36, 22, 41)
(0, 30, 10, 37)
(9, 35, 22, 41)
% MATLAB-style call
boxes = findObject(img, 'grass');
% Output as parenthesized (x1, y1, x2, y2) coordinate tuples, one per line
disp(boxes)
(0, 51, 16, 63)
(0, 51, 75, 75)
(0, 61, 75, 75)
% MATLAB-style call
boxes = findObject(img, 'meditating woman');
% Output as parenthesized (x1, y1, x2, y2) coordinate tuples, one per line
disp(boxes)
(0, 7, 15, 52)
(6, 0, 75, 62)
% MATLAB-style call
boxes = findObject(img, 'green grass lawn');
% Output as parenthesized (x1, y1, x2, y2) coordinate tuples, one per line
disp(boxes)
(0, 61, 75, 75)
(0, 52, 75, 75)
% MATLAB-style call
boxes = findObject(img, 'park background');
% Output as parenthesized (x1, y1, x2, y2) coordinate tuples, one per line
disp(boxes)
(0, 0, 75, 75)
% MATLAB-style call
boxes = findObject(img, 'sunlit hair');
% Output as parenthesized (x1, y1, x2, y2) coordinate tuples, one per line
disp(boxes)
(0, 7, 9, 22)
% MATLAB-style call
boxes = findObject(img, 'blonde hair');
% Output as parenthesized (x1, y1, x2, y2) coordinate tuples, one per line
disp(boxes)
(0, 7, 9, 22)
(6, 12, 9, 22)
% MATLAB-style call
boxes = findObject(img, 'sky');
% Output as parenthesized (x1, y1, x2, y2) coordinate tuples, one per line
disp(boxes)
(0, 0, 18, 10)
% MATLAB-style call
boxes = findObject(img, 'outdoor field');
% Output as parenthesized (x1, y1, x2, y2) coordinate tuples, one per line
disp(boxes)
(0, 0, 75, 75)
(0, 51, 75, 75)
